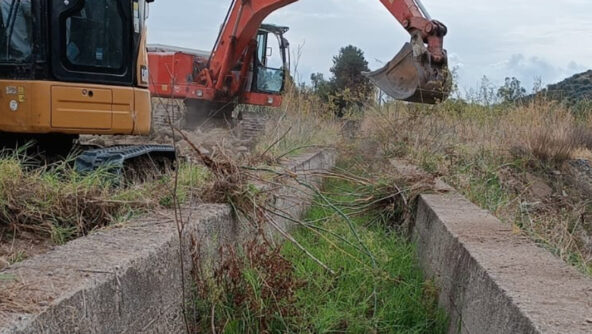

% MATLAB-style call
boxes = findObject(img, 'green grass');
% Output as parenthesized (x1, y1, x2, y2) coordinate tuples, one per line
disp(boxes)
(156, 162, 211, 207)
(443, 149, 518, 215)
(282, 178, 448, 333)
(7, 251, 26, 265)
(193, 175, 448, 333)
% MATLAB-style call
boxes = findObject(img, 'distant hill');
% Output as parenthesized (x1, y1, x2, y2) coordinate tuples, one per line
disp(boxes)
(545, 70, 592, 105)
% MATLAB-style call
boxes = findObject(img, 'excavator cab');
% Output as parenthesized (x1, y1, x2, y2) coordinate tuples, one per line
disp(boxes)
(148, 23, 291, 127)
(251, 24, 290, 95)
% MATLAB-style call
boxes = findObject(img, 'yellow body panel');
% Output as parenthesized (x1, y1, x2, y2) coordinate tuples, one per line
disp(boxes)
(113, 88, 135, 133)
(0, 80, 151, 135)
(52, 86, 113, 129)
(133, 89, 151, 135)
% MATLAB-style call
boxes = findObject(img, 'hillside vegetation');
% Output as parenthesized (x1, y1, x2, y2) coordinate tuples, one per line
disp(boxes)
(545, 70, 592, 108)
(547, 70, 592, 101)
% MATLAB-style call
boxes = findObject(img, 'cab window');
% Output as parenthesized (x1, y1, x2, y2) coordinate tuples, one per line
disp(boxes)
(0, 0, 33, 62)
(254, 32, 285, 94)
(64, 0, 125, 71)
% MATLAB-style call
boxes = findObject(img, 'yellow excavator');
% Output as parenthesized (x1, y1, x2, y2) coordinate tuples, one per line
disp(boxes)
(0, 0, 450, 169)
(0, 0, 154, 159)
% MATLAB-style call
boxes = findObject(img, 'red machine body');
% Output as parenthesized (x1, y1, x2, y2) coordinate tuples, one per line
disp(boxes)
(148, 50, 283, 108)
(147, 23, 289, 110)
(148, 51, 206, 99)
(147, 0, 450, 110)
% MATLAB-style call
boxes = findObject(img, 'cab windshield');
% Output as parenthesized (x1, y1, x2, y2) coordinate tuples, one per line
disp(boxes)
(254, 31, 285, 94)
(0, 0, 33, 63)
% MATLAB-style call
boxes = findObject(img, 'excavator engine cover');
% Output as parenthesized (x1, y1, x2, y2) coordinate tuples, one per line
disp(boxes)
(365, 40, 451, 104)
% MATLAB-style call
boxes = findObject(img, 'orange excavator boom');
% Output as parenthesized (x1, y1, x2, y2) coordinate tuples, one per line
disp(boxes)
(149, 0, 451, 106)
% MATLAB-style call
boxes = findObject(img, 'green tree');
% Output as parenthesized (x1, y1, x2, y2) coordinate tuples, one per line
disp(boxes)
(310, 72, 326, 91)
(329, 45, 373, 116)
(330, 45, 370, 91)
(497, 77, 526, 103)
(310, 72, 332, 101)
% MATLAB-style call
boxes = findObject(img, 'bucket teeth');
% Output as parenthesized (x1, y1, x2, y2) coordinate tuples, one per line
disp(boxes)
(364, 42, 451, 105)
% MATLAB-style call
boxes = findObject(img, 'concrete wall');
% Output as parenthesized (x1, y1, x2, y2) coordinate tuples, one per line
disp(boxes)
(393, 160, 592, 334)
(0, 149, 336, 334)
(151, 97, 186, 134)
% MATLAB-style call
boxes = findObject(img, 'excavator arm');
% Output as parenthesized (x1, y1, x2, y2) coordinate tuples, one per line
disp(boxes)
(369, 0, 450, 103)
(378, 0, 447, 63)
(150, 0, 450, 106)
(202, 0, 450, 104)
(205, 0, 298, 94)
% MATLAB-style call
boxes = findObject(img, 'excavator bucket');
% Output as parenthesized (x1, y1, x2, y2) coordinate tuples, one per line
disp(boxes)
(365, 42, 451, 104)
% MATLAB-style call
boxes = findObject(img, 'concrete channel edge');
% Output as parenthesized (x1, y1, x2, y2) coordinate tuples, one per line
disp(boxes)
(0, 149, 336, 334)
(391, 159, 592, 334)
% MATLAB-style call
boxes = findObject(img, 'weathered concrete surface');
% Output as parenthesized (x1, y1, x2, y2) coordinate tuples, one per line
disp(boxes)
(0, 205, 231, 334)
(269, 149, 336, 233)
(392, 159, 592, 334)
(0, 149, 336, 334)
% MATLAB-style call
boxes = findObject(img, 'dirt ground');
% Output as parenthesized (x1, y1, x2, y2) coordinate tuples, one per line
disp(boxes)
(0, 232, 54, 271)
(80, 126, 252, 163)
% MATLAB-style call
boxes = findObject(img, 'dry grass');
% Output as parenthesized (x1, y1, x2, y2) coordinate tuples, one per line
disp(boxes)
(364, 98, 592, 164)
(0, 279, 45, 319)
(254, 83, 342, 160)
(512, 101, 588, 162)
(363, 97, 592, 274)
(0, 155, 210, 244)
(191, 237, 302, 333)
(573, 125, 592, 151)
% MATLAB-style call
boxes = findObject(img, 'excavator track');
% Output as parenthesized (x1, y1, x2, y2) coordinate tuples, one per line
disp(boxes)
(75, 145, 176, 174)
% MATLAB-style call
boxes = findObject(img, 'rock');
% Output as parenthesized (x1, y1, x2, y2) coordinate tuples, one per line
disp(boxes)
(525, 173, 553, 199)
(563, 159, 592, 196)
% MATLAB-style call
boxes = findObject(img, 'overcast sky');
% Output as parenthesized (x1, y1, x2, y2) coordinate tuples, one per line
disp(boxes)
(148, 0, 592, 92)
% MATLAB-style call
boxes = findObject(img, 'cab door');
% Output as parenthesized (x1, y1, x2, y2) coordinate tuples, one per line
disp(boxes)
(251, 29, 288, 95)
(49, 0, 133, 130)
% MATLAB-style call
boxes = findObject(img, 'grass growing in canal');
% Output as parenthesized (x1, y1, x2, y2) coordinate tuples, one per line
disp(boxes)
(282, 177, 448, 333)
(193, 173, 448, 333)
